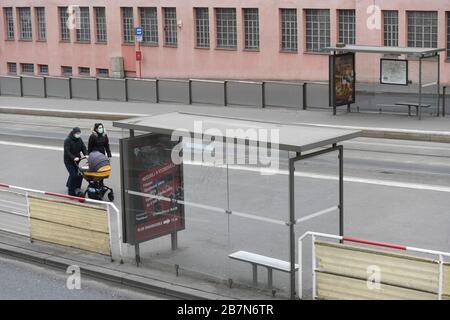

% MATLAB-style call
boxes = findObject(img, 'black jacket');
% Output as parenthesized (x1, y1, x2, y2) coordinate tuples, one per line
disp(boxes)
(88, 132, 112, 158)
(64, 131, 87, 164)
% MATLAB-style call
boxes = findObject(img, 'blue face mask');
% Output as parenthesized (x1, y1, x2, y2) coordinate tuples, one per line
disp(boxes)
(97, 127, 104, 134)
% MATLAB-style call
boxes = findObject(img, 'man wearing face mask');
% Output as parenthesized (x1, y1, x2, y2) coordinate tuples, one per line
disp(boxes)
(88, 123, 112, 159)
(64, 127, 87, 196)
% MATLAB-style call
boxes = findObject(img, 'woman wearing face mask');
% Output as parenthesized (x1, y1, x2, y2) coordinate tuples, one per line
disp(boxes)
(64, 127, 87, 196)
(88, 123, 112, 159)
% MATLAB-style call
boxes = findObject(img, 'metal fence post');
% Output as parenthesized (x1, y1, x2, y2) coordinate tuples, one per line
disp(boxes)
(443, 86, 446, 117)
(20, 76, 24, 97)
(261, 82, 266, 108)
(68, 77, 73, 99)
(96, 78, 100, 101)
(224, 80, 228, 106)
(302, 83, 307, 110)
(188, 79, 192, 105)
(124, 78, 129, 102)
(155, 79, 160, 103)
(43, 76, 47, 98)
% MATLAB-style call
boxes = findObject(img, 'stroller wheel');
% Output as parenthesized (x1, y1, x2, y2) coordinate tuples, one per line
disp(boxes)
(107, 190, 114, 202)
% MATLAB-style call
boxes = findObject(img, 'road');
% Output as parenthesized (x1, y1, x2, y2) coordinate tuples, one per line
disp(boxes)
(1, 113, 450, 298)
(0, 254, 167, 300)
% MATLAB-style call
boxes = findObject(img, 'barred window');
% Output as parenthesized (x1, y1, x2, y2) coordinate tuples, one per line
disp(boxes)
(338, 10, 355, 45)
(4, 8, 14, 40)
(18, 7, 32, 40)
(59, 7, 70, 41)
(95, 7, 107, 43)
(36, 7, 46, 41)
(305, 9, 330, 52)
(281, 9, 297, 52)
(407, 11, 438, 48)
(164, 8, 177, 46)
(97, 68, 109, 77)
(383, 11, 398, 47)
(216, 8, 237, 49)
(39, 64, 48, 75)
(244, 8, 259, 50)
(21, 63, 34, 74)
(195, 8, 210, 48)
(76, 7, 90, 42)
(79, 67, 90, 76)
(7, 62, 17, 74)
(61, 66, 72, 76)
(447, 13, 450, 58)
(122, 7, 134, 43)
(140, 7, 158, 45)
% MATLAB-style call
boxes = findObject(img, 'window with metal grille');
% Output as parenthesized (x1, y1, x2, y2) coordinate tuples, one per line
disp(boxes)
(59, 7, 70, 41)
(447, 12, 450, 58)
(305, 9, 330, 52)
(36, 7, 46, 41)
(61, 66, 72, 76)
(195, 8, 210, 48)
(79, 67, 90, 76)
(4, 8, 14, 40)
(164, 7, 177, 46)
(21, 63, 34, 74)
(122, 7, 134, 43)
(244, 8, 259, 50)
(95, 7, 107, 43)
(140, 7, 158, 45)
(97, 68, 109, 77)
(39, 64, 48, 75)
(383, 11, 398, 47)
(216, 8, 237, 49)
(281, 8, 297, 52)
(76, 7, 90, 42)
(407, 11, 438, 48)
(18, 7, 32, 40)
(338, 9, 355, 45)
(7, 62, 17, 74)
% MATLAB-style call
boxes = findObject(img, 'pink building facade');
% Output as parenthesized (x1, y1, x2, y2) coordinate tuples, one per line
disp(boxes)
(1, 0, 449, 84)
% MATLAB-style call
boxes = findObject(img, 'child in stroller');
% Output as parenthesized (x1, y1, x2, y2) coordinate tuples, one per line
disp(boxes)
(78, 151, 114, 201)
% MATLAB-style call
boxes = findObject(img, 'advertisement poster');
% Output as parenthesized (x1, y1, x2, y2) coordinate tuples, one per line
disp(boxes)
(380, 59, 408, 85)
(121, 133, 184, 244)
(330, 52, 356, 107)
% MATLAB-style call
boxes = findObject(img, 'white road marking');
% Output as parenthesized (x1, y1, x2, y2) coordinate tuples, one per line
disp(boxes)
(2, 140, 450, 193)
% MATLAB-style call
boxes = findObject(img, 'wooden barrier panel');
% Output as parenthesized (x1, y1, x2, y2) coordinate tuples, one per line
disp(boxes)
(315, 241, 441, 300)
(29, 195, 110, 256)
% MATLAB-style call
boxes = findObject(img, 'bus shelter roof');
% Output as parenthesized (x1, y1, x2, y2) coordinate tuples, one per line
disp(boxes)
(323, 45, 445, 57)
(113, 112, 361, 153)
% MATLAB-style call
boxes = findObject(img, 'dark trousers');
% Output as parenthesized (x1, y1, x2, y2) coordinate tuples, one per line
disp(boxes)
(65, 162, 83, 196)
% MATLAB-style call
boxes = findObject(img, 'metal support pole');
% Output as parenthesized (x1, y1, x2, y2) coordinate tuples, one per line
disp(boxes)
(252, 264, 258, 286)
(437, 53, 440, 117)
(19, 76, 23, 97)
(43, 77, 47, 98)
(135, 243, 141, 267)
(418, 56, 423, 120)
(267, 268, 273, 289)
(155, 79, 159, 103)
(338, 145, 344, 240)
(96, 78, 100, 101)
(124, 78, 129, 102)
(188, 79, 192, 105)
(289, 153, 298, 300)
(171, 232, 178, 250)
(68, 77, 73, 99)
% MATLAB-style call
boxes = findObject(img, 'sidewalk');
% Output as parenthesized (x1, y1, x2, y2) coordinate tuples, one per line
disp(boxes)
(0, 230, 280, 300)
(1, 96, 450, 142)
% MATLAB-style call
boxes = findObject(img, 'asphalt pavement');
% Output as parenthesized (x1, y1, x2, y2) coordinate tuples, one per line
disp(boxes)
(1, 113, 450, 298)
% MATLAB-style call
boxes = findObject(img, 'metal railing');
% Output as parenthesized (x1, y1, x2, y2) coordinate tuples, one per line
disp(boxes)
(298, 231, 450, 300)
(0, 182, 123, 262)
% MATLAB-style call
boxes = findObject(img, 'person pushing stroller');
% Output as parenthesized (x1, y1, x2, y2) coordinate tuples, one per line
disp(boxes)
(64, 127, 87, 196)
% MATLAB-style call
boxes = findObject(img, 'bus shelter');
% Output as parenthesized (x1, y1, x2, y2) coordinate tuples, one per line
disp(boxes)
(114, 111, 360, 299)
(323, 45, 445, 120)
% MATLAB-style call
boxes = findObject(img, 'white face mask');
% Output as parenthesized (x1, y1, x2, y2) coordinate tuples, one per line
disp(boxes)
(74, 133, 81, 139)
(97, 127, 104, 134)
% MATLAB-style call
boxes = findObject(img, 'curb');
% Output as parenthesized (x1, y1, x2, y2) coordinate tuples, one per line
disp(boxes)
(0, 241, 230, 300)
(0, 106, 145, 121)
(2, 106, 450, 143)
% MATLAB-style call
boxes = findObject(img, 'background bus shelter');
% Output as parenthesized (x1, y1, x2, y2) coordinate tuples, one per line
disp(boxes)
(114, 111, 360, 299)
(324, 45, 445, 120)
